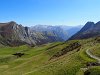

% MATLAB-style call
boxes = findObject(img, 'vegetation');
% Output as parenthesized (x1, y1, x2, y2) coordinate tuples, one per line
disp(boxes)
(0, 38, 99, 75)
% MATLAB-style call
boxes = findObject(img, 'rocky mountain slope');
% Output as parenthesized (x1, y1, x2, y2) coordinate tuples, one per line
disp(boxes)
(31, 25, 68, 41)
(0, 21, 82, 46)
(31, 25, 82, 41)
(0, 21, 63, 46)
(66, 25, 83, 38)
(69, 21, 100, 40)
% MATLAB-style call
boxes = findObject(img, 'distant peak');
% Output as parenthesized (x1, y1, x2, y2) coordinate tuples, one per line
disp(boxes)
(9, 21, 16, 24)
(84, 21, 95, 28)
(85, 21, 94, 25)
(95, 21, 100, 25)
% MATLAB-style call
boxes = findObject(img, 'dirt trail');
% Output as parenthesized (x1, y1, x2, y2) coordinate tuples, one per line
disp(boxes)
(86, 49, 100, 63)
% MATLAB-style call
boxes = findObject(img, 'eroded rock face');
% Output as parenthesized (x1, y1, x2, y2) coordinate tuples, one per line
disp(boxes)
(0, 21, 36, 46)
(0, 21, 64, 46)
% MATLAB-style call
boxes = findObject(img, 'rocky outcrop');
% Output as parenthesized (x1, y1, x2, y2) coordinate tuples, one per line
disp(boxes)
(0, 21, 36, 46)
(50, 42, 81, 59)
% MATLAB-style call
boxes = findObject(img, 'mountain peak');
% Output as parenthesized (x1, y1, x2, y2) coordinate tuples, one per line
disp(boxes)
(69, 21, 100, 40)
(85, 21, 94, 25)
(79, 21, 94, 32)
(95, 21, 100, 25)
(8, 21, 17, 25)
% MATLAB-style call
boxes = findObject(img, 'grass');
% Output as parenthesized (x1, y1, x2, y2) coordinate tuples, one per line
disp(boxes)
(88, 66, 100, 75)
(0, 38, 99, 75)
(90, 43, 100, 57)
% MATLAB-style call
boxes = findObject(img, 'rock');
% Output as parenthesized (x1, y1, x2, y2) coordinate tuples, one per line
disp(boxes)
(86, 62, 100, 67)
(13, 52, 24, 58)
(0, 21, 65, 46)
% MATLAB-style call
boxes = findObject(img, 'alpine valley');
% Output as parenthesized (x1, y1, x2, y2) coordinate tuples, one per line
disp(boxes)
(0, 21, 99, 75)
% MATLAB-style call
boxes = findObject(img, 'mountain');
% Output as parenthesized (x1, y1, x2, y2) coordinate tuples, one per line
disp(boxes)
(59, 25, 83, 38)
(0, 22, 99, 75)
(0, 21, 82, 46)
(69, 21, 100, 40)
(31, 25, 82, 41)
(0, 21, 63, 46)
(66, 25, 83, 38)
(0, 36, 100, 75)
(31, 25, 68, 41)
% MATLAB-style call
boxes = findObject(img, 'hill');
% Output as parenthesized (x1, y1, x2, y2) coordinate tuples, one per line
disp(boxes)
(69, 21, 100, 40)
(0, 37, 99, 75)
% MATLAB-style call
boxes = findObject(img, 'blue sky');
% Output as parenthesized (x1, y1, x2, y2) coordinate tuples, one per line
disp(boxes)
(0, 0, 100, 26)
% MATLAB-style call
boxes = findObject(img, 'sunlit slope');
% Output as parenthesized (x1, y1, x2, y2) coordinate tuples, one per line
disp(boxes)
(0, 38, 99, 75)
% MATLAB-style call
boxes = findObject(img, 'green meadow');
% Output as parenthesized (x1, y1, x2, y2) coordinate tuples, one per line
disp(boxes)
(0, 39, 99, 75)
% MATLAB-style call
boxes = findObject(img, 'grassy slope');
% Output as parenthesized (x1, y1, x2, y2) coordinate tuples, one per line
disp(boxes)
(0, 39, 99, 75)
(86, 42, 100, 75)
(90, 43, 100, 57)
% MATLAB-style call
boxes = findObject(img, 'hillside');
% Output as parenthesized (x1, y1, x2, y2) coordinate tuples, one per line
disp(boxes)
(31, 25, 82, 41)
(1, 0, 100, 75)
(0, 37, 99, 75)
(31, 25, 68, 41)
(69, 21, 100, 40)
(66, 25, 83, 38)
(0, 21, 64, 46)
(0, 21, 100, 75)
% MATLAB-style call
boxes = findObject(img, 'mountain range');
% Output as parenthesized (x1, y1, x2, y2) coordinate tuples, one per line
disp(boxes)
(0, 21, 100, 75)
(0, 21, 82, 46)
(0, 21, 63, 46)
(31, 25, 82, 40)
(0, 20, 100, 46)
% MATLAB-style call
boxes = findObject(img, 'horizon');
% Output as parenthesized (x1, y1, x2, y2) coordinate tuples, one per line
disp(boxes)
(0, 0, 100, 26)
